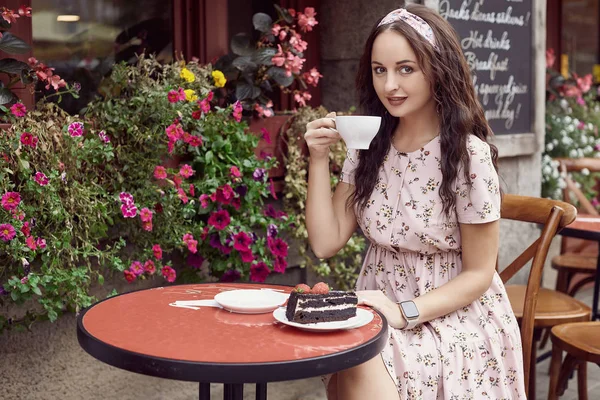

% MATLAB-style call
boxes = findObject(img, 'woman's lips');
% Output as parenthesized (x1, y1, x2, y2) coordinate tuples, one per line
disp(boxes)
(387, 97, 407, 106)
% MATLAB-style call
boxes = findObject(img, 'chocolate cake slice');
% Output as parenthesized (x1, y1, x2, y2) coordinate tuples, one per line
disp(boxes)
(285, 291, 358, 324)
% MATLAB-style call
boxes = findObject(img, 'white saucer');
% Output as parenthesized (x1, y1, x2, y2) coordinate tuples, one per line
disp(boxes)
(273, 307, 374, 332)
(214, 289, 289, 314)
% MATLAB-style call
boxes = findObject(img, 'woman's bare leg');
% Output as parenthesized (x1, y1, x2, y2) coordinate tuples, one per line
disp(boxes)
(336, 355, 398, 400)
(326, 373, 338, 400)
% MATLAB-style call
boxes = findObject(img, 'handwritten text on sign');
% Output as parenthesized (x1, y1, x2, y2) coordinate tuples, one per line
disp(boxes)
(440, 0, 533, 134)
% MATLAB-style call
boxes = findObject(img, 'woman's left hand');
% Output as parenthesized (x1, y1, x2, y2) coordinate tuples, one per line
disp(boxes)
(356, 290, 406, 329)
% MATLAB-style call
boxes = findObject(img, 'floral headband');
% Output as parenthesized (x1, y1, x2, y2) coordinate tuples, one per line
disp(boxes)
(378, 8, 438, 51)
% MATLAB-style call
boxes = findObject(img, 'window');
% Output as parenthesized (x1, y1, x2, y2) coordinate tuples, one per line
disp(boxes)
(32, 0, 173, 114)
(561, 0, 598, 77)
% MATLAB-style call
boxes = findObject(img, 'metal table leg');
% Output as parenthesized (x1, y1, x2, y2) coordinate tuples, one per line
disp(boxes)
(199, 382, 210, 400)
(256, 383, 267, 400)
(223, 383, 244, 400)
(592, 246, 600, 321)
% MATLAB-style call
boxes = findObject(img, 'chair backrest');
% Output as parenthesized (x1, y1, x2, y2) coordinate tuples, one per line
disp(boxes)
(498, 194, 577, 393)
(555, 158, 600, 254)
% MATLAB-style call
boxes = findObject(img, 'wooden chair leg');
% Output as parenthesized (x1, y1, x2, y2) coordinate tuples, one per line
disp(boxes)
(548, 343, 562, 400)
(577, 361, 588, 400)
(555, 269, 571, 294)
(529, 333, 538, 400)
(557, 354, 579, 395)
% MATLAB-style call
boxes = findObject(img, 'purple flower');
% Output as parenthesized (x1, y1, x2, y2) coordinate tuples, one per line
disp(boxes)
(209, 234, 222, 249)
(187, 253, 205, 269)
(235, 185, 248, 197)
(252, 168, 266, 182)
(73, 82, 81, 93)
(268, 224, 278, 238)
(0, 286, 8, 296)
(220, 269, 241, 282)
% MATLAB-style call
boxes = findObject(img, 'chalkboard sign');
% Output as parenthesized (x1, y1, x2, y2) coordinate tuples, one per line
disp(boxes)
(439, 0, 533, 135)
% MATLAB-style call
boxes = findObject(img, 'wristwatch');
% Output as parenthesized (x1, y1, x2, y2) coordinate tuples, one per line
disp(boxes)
(398, 300, 420, 330)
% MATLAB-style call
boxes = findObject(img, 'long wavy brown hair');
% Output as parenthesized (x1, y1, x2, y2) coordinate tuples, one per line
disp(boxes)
(351, 4, 499, 217)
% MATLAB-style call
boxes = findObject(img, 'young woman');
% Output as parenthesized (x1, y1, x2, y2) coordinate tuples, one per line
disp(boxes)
(303, 5, 526, 399)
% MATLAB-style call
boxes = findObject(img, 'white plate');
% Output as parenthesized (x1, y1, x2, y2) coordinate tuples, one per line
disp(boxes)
(273, 307, 374, 332)
(214, 289, 289, 314)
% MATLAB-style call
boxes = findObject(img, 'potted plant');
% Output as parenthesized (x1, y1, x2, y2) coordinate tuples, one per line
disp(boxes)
(215, 5, 322, 184)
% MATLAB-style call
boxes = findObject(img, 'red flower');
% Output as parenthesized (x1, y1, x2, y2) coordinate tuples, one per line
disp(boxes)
(191, 110, 202, 120)
(216, 184, 234, 204)
(21, 221, 30, 236)
(233, 232, 252, 251)
(268, 237, 288, 257)
(239, 249, 254, 263)
(208, 210, 231, 230)
(273, 256, 287, 273)
(231, 197, 241, 210)
(26, 235, 37, 250)
(123, 270, 136, 283)
(161, 265, 177, 283)
(152, 244, 163, 260)
(20, 132, 38, 148)
(143, 260, 156, 275)
(189, 184, 195, 197)
(250, 262, 270, 283)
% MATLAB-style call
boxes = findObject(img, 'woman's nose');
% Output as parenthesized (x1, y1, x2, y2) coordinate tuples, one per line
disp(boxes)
(384, 76, 399, 93)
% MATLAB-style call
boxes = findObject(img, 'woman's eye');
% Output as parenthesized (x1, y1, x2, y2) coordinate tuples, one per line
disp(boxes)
(399, 66, 413, 74)
(373, 67, 385, 74)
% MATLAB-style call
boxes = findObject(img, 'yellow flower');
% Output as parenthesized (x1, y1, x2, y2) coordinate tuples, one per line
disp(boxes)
(184, 89, 198, 102)
(180, 68, 196, 83)
(212, 70, 227, 88)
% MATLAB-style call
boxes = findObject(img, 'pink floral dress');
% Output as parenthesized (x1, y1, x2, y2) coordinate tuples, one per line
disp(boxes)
(339, 135, 526, 399)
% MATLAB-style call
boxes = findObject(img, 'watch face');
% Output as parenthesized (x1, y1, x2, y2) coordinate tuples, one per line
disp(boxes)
(401, 301, 419, 319)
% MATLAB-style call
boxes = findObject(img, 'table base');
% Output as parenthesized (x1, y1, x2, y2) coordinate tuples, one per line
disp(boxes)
(199, 382, 267, 400)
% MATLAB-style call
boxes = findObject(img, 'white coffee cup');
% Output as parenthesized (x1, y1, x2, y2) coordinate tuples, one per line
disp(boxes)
(334, 116, 382, 150)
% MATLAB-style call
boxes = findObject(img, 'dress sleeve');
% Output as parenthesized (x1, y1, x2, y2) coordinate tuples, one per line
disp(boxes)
(455, 136, 501, 224)
(340, 149, 359, 185)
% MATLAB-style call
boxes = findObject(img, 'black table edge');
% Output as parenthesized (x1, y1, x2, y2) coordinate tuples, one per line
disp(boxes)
(77, 284, 389, 384)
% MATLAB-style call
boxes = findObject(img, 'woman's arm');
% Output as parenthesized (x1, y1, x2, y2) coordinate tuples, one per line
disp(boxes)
(358, 220, 499, 328)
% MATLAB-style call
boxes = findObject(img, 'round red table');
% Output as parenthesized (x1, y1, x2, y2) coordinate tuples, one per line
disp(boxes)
(77, 283, 388, 400)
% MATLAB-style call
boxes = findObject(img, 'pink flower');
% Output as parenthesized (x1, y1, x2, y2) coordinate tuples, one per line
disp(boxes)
(186, 239, 198, 253)
(34, 172, 49, 186)
(177, 88, 186, 101)
(199, 98, 211, 114)
(68, 122, 84, 137)
(577, 96, 586, 106)
(199, 194, 210, 208)
(297, 7, 318, 32)
(233, 232, 252, 251)
(208, 210, 231, 230)
(161, 265, 177, 283)
(268, 237, 289, 257)
(250, 262, 270, 282)
(578, 121, 586, 130)
(142, 220, 153, 232)
(216, 184, 235, 204)
(289, 34, 308, 53)
(183, 233, 195, 243)
(177, 188, 189, 203)
(188, 184, 195, 197)
(302, 67, 323, 87)
(26, 235, 37, 250)
(143, 260, 156, 275)
(230, 166, 242, 179)
(179, 164, 195, 178)
(36, 237, 46, 249)
(260, 128, 272, 144)
(153, 244, 163, 260)
(271, 23, 282, 35)
(20, 132, 38, 148)
(10, 103, 27, 117)
(185, 135, 203, 147)
(272, 45, 286, 67)
(98, 130, 110, 143)
(206, 91, 214, 102)
(119, 192, 134, 205)
(0, 223, 16, 241)
(232, 101, 243, 122)
(166, 124, 184, 141)
(167, 90, 180, 103)
(130, 261, 144, 276)
(1, 192, 21, 211)
(121, 203, 138, 218)
(123, 270, 136, 283)
(154, 166, 167, 180)
(546, 48, 556, 69)
(269, 178, 278, 199)
(140, 207, 153, 223)
(577, 74, 593, 93)
(592, 197, 600, 208)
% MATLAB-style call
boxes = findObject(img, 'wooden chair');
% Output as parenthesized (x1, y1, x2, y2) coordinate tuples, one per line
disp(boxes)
(551, 158, 600, 298)
(499, 194, 578, 399)
(548, 321, 600, 399)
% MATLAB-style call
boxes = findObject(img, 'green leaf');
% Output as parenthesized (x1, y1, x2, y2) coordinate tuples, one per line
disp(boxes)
(252, 13, 273, 33)
(235, 83, 261, 101)
(267, 67, 294, 87)
(205, 150, 214, 164)
(274, 4, 294, 24)
(252, 48, 276, 66)
(0, 58, 30, 76)
(232, 56, 257, 72)
(0, 88, 14, 105)
(230, 33, 253, 57)
(98, 274, 104, 285)
(0, 33, 31, 54)
(32, 286, 42, 296)
(17, 157, 30, 171)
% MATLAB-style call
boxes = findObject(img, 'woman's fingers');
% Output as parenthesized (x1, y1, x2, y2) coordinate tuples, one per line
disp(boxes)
(306, 116, 337, 131)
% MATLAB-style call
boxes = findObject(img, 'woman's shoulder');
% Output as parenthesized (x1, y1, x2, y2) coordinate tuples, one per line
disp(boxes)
(465, 134, 492, 156)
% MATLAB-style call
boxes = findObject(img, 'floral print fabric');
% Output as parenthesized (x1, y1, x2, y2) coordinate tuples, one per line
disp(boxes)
(339, 135, 526, 399)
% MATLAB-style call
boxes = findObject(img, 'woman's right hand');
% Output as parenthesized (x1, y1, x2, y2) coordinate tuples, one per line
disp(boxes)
(304, 112, 340, 161)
